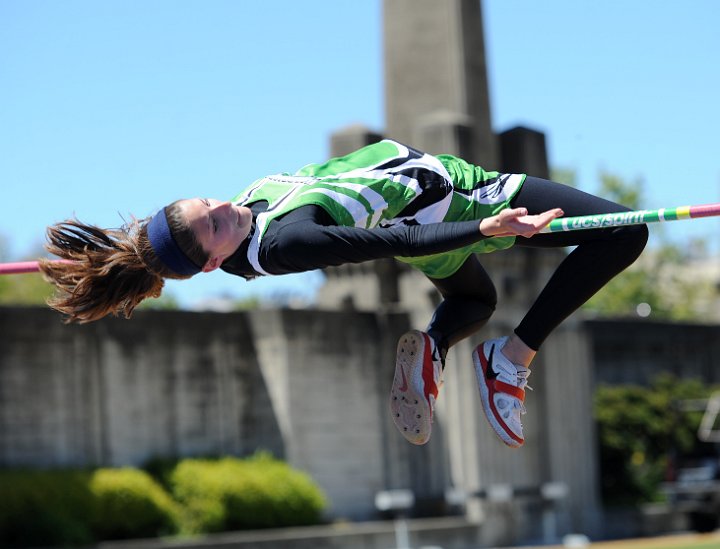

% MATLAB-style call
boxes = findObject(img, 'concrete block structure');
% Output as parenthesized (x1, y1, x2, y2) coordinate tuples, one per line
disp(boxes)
(383, 0, 497, 166)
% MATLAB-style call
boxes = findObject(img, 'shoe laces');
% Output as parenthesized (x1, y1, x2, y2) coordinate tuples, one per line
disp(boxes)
(515, 365, 532, 390)
(514, 366, 532, 414)
(496, 355, 532, 415)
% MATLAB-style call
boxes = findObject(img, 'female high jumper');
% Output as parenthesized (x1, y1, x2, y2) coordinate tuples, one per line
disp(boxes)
(40, 139, 648, 448)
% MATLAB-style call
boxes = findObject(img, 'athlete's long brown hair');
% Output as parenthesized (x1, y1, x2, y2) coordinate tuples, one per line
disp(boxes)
(40, 200, 208, 323)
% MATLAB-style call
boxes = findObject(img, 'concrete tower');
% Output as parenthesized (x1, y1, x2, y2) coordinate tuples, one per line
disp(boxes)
(383, 0, 497, 166)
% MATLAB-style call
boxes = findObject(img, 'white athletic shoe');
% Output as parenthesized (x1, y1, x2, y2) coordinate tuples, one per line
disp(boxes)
(390, 330, 444, 445)
(473, 337, 531, 448)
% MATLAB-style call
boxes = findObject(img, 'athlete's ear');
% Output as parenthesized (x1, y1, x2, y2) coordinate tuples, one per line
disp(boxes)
(202, 256, 223, 273)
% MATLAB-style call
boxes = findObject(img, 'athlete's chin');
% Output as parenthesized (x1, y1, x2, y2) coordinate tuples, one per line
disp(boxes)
(234, 213, 253, 242)
(234, 205, 252, 227)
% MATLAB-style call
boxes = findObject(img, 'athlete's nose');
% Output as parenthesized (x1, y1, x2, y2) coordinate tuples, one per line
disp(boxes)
(212, 201, 233, 213)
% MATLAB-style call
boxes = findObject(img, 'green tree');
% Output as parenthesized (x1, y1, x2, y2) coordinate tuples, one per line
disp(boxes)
(0, 273, 54, 306)
(597, 170, 643, 209)
(550, 167, 578, 188)
(581, 171, 718, 320)
(137, 294, 180, 310)
(594, 375, 716, 505)
(0, 237, 55, 306)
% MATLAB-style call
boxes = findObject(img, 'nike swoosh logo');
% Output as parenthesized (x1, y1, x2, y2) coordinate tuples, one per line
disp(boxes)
(485, 344, 499, 380)
(398, 364, 409, 392)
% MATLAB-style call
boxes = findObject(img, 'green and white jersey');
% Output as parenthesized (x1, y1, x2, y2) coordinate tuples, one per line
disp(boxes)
(231, 139, 525, 278)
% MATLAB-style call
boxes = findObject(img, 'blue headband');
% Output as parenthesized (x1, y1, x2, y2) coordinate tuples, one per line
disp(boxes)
(147, 208, 202, 276)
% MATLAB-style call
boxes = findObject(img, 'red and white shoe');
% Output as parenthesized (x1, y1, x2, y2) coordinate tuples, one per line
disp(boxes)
(473, 337, 531, 448)
(390, 330, 444, 445)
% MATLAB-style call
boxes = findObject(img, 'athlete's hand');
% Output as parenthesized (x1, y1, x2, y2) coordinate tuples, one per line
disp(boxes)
(479, 207, 564, 238)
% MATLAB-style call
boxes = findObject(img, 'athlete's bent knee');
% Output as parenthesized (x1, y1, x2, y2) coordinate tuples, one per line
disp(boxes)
(626, 223, 649, 256)
(614, 223, 649, 264)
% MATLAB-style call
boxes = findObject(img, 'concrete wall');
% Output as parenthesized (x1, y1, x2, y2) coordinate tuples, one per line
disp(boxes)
(0, 307, 418, 519)
(587, 319, 720, 386)
(98, 517, 482, 549)
(19, 308, 719, 542)
(0, 308, 283, 467)
(0, 305, 603, 545)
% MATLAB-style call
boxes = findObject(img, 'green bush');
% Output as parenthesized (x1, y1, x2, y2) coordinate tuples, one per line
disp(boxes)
(0, 469, 96, 548)
(594, 374, 715, 505)
(0, 467, 179, 547)
(89, 468, 180, 540)
(170, 453, 328, 533)
(0, 455, 327, 546)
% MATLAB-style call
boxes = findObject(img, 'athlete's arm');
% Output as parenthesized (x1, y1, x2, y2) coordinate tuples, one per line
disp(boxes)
(262, 215, 486, 274)
(235, 204, 564, 276)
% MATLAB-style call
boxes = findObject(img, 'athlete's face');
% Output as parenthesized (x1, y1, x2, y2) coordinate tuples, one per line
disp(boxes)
(177, 198, 253, 272)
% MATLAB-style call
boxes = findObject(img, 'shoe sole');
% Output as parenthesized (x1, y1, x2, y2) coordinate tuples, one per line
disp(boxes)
(390, 330, 436, 445)
(473, 343, 524, 448)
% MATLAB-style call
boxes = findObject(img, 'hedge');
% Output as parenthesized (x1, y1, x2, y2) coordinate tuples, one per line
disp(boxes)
(89, 468, 180, 540)
(169, 453, 328, 533)
(0, 454, 327, 547)
(0, 469, 96, 548)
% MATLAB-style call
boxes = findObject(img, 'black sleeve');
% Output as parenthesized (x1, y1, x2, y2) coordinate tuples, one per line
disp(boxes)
(259, 208, 489, 274)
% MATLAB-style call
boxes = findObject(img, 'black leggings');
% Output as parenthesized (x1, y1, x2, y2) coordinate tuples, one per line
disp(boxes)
(426, 176, 649, 353)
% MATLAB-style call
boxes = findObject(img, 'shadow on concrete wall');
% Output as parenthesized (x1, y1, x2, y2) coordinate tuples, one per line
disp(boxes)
(0, 307, 284, 468)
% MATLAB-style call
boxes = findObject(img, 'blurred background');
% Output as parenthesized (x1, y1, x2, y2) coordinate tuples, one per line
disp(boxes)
(1, 1, 720, 548)
(1, 0, 719, 310)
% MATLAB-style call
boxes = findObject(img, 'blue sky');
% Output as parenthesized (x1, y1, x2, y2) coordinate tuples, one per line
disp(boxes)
(1, 1, 718, 306)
